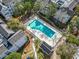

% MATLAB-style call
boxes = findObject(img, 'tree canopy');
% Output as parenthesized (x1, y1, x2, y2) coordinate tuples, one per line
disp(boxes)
(74, 4, 79, 15)
(37, 49, 44, 59)
(66, 34, 79, 46)
(24, 2, 32, 12)
(48, 2, 57, 16)
(76, 17, 79, 29)
(33, 2, 41, 13)
(7, 18, 25, 31)
(67, 16, 79, 36)
(56, 44, 76, 59)
(4, 52, 21, 59)
(13, 2, 25, 17)
(13, 1, 57, 17)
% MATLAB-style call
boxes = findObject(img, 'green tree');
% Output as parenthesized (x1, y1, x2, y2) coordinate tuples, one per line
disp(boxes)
(75, 4, 79, 15)
(76, 17, 79, 29)
(13, 2, 25, 17)
(66, 34, 79, 46)
(67, 22, 74, 33)
(37, 50, 44, 59)
(48, 2, 57, 16)
(67, 16, 79, 35)
(7, 18, 25, 31)
(33, 2, 41, 13)
(34, 38, 41, 49)
(23, 2, 33, 15)
(23, 0, 36, 4)
(13, 1, 33, 17)
(56, 44, 76, 59)
(5, 52, 21, 59)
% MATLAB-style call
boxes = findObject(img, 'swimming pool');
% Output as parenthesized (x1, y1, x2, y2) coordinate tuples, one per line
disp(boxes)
(28, 19, 55, 38)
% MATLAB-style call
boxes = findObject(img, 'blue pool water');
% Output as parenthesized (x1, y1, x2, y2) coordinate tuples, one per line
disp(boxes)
(28, 19, 55, 38)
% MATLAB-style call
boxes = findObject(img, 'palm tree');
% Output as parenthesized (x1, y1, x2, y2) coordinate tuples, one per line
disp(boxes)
(74, 4, 79, 15)
(37, 50, 44, 59)
(34, 38, 41, 49)
(33, 2, 41, 13)
(4, 52, 21, 59)
(48, 2, 57, 16)
(7, 18, 25, 31)
(23, 2, 33, 16)
(13, 2, 25, 17)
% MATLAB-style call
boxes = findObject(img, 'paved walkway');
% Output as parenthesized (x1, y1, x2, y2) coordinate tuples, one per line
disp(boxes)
(32, 38, 38, 59)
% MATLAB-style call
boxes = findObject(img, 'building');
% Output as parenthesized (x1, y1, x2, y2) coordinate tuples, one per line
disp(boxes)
(0, 3, 12, 20)
(52, 8, 73, 26)
(49, 0, 79, 27)
(50, 11, 73, 28)
(8, 30, 28, 49)
(38, 0, 79, 17)
(0, 0, 22, 21)
(0, 23, 14, 39)
(2, 0, 22, 12)
(39, 0, 79, 16)
(51, 0, 79, 11)
(0, 34, 10, 59)
(2, 0, 22, 6)
(0, 30, 28, 59)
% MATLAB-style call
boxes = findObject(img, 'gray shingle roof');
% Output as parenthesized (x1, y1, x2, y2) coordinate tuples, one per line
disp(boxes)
(0, 44, 7, 55)
(0, 30, 27, 59)
(2, 0, 13, 5)
(8, 30, 25, 45)
(0, 24, 14, 38)
(54, 9, 71, 23)
(0, 5, 2, 11)
(2, 0, 22, 5)
(68, 0, 77, 11)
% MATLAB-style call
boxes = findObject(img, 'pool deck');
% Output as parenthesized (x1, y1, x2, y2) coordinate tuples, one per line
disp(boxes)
(24, 16, 62, 48)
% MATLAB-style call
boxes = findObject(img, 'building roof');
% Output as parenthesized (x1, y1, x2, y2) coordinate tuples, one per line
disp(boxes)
(0, 30, 27, 59)
(8, 30, 25, 45)
(77, 0, 79, 2)
(54, 9, 71, 24)
(0, 34, 3, 45)
(0, 44, 7, 55)
(51, 0, 78, 8)
(0, 2, 12, 20)
(0, 4, 2, 11)
(0, 24, 14, 38)
(2, 0, 22, 5)
(2, 0, 14, 5)
(60, 0, 74, 7)
(68, 0, 77, 11)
